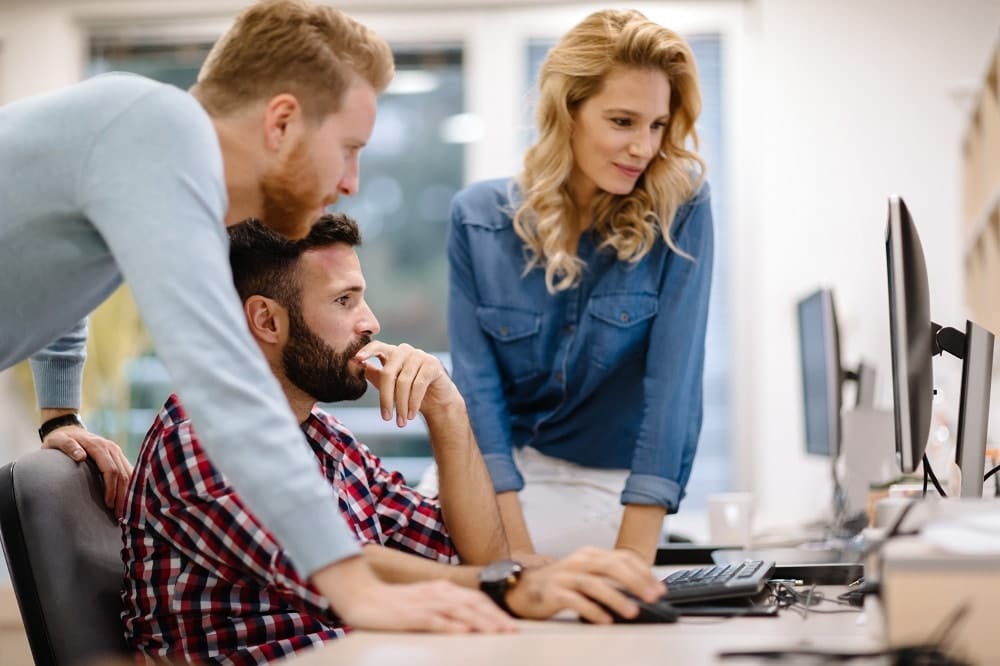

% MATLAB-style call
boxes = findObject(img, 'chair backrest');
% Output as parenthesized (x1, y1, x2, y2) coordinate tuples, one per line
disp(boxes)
(0, 449, 129, 666)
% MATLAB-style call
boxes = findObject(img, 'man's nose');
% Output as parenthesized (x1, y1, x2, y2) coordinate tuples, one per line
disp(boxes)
(338, 159, 360, 197)
(358, 302, 380, 336)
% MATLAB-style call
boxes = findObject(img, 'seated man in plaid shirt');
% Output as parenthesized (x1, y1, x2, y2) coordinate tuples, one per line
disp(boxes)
(121, 215, 665, 664)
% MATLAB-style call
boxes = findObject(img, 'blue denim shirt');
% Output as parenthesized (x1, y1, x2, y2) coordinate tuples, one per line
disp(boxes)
(447, 178, 714, 512)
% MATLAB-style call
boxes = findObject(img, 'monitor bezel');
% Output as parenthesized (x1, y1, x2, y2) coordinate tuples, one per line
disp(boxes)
(886, 196, 916, 473)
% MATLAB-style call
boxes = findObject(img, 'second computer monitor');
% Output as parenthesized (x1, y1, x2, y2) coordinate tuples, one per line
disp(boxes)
(797, 289, 842, 457)
(885, 196, 934, 474)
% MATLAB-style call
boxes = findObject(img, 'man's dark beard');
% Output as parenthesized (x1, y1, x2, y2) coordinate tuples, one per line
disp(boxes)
(282, 305, 371, 403)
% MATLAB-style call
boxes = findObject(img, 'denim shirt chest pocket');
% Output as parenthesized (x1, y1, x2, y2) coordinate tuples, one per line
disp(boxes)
(476, 305, 543, 383)
(586, 292, 659, 369)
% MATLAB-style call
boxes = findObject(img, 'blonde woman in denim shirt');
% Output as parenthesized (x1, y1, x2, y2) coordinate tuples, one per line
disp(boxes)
(446, 10, 714, 566)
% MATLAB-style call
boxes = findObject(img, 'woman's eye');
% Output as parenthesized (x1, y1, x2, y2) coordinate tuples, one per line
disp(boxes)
(611, 117, 632, 127)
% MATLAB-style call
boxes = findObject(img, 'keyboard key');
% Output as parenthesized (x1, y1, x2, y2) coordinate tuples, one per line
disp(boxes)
(692, 567, 717, 581)
(662, 560, 776, 604)
(666, 570, 692, 583)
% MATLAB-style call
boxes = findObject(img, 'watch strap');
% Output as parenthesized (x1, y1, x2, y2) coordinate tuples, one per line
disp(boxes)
(479, 560, 523, 616)
(38, 413, 85, 442)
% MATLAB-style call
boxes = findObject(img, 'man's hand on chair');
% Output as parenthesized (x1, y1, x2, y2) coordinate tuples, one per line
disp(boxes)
(41, 411, 132, 518)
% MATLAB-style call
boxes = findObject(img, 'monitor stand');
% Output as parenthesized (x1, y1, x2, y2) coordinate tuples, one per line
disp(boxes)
(933, 320, 995, 498)
(838, 407, 897, 520)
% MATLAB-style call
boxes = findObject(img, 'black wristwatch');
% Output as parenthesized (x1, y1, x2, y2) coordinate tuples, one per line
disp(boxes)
(479, 559, 524, 616)
(38, 413, 85, 442)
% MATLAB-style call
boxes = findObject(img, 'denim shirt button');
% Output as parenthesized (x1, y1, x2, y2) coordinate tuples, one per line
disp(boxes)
(499, 326, 509, 336)
(564, 324, 575, 334)
(555, 371, 564, 383)
(620, 312, 630, 322)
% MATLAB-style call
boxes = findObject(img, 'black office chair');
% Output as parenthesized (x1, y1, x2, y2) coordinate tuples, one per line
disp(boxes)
(0, 449, 130, 666)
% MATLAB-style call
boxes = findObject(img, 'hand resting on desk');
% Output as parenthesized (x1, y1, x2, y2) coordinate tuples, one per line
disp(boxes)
(506, 547, 666, 624)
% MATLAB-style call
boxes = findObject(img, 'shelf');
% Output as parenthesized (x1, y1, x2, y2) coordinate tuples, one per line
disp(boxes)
(962, 34, 1000, 343)
(963, 184, 1000, 259)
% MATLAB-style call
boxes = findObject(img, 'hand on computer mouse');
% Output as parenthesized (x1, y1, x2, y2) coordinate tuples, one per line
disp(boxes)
(585, 590, 678, 624)
(504, 546, 666, 624)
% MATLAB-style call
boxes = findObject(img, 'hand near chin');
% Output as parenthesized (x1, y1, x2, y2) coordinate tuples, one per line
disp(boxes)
(355, 340, 463, 427)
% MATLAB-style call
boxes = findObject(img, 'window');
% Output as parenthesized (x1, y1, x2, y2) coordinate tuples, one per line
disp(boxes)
(331, 47, 465, 479)
(87, 41, 464, 481)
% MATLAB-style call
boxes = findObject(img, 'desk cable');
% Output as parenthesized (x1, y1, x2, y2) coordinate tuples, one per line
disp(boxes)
(984, 462, 1000, 496)
(826, 497, 926, 610)
(923, 453, 948, 498)
(926, 455, 1000, 498)
(767, 581, 860, 618)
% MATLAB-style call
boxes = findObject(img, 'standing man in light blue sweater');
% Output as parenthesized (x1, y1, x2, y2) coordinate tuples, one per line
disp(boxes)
(0, 0, 515, 633)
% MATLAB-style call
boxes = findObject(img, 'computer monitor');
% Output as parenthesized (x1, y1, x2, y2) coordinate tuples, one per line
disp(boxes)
(885, 197, 934, 474)
(798, 290, 842, 457)
(797, 289, 877, 458)
(884, 195, 995, 495)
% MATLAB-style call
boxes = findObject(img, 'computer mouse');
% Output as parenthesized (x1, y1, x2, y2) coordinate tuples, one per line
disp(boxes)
(582, 591, 679, 624)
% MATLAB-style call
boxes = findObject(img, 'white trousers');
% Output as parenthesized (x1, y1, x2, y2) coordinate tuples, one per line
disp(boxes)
(417, 446, 666, 559)
(512, 446, 630, 558)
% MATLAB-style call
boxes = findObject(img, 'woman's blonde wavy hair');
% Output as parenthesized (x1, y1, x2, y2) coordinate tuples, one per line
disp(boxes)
(514, 9, 706, 292)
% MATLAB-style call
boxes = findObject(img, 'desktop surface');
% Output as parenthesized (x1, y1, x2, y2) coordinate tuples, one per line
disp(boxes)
(280, 574, 883, 666)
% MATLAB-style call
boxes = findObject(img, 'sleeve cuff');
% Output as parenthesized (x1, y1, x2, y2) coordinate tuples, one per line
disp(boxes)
(482, 452, 524, 493)
(620, 474, 683, 512)
(272, 498, 362, 578)
(29, 356, 85, 409)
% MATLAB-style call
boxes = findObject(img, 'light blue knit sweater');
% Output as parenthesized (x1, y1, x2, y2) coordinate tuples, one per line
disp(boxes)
(0, 73, 360, 576)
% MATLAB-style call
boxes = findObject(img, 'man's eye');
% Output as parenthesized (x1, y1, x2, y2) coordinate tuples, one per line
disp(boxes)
(335, 296, 350, 306)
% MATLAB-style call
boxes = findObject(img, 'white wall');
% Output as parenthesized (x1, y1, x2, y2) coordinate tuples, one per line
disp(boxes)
(0, 371, 39, 465)
(1, 0, 998, 527)
(0, 5, 83, 102)
(745, 0, 1000, 526)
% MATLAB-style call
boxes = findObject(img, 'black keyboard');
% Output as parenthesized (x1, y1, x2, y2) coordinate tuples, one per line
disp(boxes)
(662, 559, 776, 604)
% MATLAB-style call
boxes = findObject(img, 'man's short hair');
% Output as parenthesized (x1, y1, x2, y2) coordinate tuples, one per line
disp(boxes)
(228, 214, 362, 308)
(192, 0, 394, 119)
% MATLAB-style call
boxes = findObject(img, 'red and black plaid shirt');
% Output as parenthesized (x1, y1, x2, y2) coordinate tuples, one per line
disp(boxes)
(121, 394, 456, 665)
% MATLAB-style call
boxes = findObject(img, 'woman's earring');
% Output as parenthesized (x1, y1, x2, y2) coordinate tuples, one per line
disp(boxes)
(658, 149, 668, 159)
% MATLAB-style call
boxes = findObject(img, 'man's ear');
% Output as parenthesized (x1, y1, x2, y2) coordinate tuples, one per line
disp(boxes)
(262, 93, 304, 152)
(244, 295, 286, 346)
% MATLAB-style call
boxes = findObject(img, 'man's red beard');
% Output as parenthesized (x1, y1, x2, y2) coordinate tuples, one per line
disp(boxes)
(260, 138, 325, 239)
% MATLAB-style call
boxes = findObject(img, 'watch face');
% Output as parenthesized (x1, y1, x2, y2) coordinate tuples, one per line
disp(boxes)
(481, 560, 522, 585)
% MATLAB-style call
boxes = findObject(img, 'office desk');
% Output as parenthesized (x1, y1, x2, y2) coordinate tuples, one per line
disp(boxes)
(282, 585, 884, 666)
